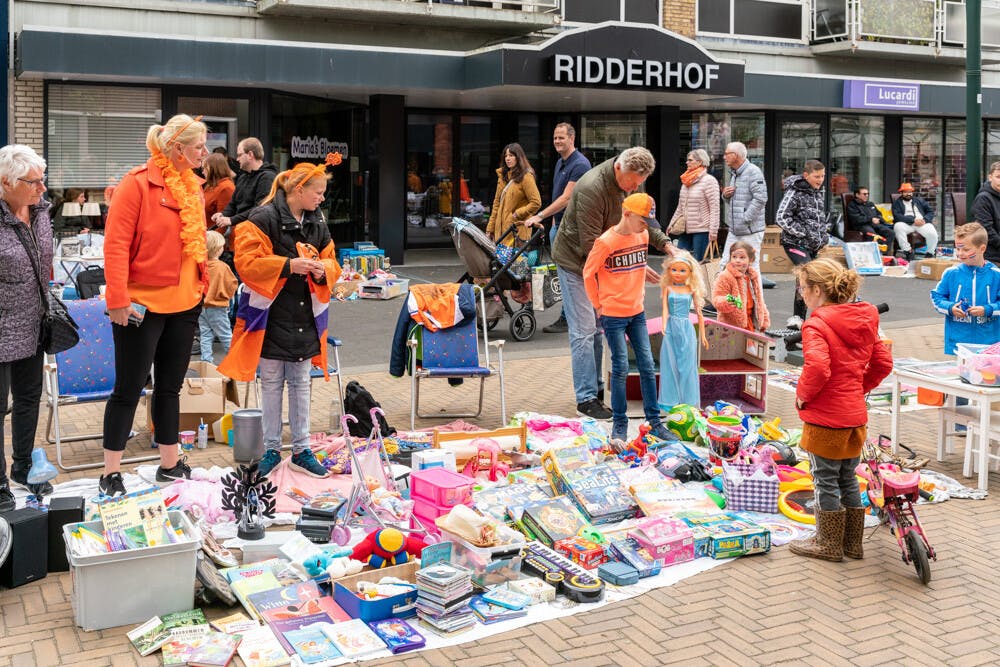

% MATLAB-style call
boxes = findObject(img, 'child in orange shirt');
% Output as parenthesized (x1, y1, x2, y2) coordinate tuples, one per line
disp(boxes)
(712, 241, 770, 332)
(198, 231, 238, 362)
(584, 193, 675, 443)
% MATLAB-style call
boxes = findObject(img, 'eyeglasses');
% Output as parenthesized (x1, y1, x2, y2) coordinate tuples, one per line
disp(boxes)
(18, 176, 46, 187)
(858, 192, 869, 196)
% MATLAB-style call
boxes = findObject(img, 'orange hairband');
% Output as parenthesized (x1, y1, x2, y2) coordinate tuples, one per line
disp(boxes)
(162, 115, 204, 147)
(290, 152, 343, 187)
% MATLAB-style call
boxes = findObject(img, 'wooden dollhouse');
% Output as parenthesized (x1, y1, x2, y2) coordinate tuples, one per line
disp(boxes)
(613, 315, 771, 415)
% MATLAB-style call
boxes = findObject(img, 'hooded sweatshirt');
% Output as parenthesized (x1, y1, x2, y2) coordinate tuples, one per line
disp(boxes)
(776, 175, 828, 252)
(930, 261, 1000, 355)
(796, 301, 893, 434)
(970, 182, 1000, 263)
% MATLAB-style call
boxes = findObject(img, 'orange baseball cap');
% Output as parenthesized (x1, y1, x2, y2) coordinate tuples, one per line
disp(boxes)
(898, 183, 915, 193)
(622, 193, 660, 229)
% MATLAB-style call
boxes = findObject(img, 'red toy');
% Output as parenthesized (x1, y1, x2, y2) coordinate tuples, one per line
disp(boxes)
(350, 527, 427, 569)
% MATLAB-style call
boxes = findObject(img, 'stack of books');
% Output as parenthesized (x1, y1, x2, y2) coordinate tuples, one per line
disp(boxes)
(414, 563, 475, 635)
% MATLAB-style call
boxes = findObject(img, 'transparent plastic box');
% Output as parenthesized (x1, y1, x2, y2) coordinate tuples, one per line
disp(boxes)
(439, 525, 525, 588)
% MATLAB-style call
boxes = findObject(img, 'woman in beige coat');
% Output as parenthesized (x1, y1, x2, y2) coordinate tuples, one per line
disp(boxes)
(666, 148, 720, 261)
(485, 143, 542, 251)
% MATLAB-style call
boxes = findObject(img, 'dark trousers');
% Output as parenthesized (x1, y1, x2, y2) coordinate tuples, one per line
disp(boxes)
(103, 304, 201, 452)
(783, 243, 818, 319)
(0, 350, 44, 483)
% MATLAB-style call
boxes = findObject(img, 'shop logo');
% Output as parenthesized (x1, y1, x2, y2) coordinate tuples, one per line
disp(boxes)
(291, 136, 349, 159)
(550, 54, 720, 91)
(843, 80, 920, 111)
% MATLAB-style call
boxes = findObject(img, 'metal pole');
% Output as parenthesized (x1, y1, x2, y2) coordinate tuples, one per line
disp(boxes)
(967, 0, 982, 205)
(1, 0, 9, 146)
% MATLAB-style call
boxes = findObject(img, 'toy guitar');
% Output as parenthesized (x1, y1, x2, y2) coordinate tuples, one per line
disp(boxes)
(520, 541, 605, 603)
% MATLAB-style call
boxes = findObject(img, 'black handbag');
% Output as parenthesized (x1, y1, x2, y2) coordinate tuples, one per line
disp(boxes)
(11, 221, 80, 354)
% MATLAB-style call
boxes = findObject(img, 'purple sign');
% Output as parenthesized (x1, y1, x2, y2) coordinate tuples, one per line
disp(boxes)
(843, 80, 920, 111)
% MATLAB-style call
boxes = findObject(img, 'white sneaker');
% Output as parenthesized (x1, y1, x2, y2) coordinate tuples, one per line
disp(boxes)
(786, 315, 804, 330)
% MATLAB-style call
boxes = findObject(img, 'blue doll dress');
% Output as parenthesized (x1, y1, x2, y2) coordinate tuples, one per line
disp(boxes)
(658, 290, 701, 410)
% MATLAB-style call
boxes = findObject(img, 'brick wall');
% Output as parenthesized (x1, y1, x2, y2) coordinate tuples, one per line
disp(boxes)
(663, 0, 695, 37)
(13, 80, 44, 153)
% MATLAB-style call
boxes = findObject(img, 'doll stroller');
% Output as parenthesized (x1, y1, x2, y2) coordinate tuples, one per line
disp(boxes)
(328, 410, 438, 546)
(446, 217, 546, 342)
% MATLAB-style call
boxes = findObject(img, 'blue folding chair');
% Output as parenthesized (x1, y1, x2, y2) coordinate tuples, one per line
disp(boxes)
(43, 298, 157, 471)
(408, 286, 506, 429)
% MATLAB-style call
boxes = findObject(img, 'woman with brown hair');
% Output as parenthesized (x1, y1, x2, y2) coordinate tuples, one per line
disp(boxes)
(203, 152, 236, 225)
(485, 143, 541, 253)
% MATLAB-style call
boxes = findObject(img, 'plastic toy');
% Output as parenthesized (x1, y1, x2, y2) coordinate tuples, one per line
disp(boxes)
(665, 404, 706, 441)
(758, 417, 789, 443)
(350, 527, 427, 568)
(725, 293, 743, 310)
(778, 489, 816, 525)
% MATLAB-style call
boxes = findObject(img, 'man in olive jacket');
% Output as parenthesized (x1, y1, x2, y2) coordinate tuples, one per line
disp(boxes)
(552, 146, 675, 420)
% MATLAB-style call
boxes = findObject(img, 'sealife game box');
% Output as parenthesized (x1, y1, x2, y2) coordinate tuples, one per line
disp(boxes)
(551, 463, 639, 525)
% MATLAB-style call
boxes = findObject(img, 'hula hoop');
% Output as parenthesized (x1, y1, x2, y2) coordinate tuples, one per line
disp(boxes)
(778, 488, 817, 525)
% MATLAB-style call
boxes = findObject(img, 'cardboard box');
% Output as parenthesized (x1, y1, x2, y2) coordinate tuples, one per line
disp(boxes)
(759, 246, 794, 274)
(333, 561, 419, 622)
(915, 258, 959, 281)
(146, 361, 240, 434)
(761, 226, 782, 248)
(817, 245, 849, 268)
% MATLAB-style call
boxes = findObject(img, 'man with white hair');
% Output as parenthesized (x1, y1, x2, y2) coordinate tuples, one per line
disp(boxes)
(721, 142, 771, 287)
(552, 147, 675, 420)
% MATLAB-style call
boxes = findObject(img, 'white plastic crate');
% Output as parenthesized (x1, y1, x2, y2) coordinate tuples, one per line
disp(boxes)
(63, 510, 201, 630)
(358, 278, 409, 300)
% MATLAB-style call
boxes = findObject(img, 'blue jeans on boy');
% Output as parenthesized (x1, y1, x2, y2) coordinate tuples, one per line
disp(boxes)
(558, 267, 604, 403)
(198, 306, 232, 363)
(601, 312, 663, 434)
(259, 358, 312, 454)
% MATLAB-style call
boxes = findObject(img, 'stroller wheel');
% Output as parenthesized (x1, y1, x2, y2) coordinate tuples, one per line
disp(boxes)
(509, 309, 536, 341)
(331, 525, 351, 546)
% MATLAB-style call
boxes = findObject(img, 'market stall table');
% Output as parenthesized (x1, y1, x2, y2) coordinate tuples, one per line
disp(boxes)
(55, 253, 103, 290)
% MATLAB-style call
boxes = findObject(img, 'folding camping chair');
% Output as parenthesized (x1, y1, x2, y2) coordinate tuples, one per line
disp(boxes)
(408, 286, 506, 429)
(43, 298, 157, 471)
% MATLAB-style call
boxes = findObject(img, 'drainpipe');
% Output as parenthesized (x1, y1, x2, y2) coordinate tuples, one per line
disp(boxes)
(967, 0, 982, 204)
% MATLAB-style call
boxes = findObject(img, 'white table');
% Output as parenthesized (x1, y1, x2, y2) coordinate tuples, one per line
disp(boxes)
(55, 254, 103, 290)
(890, 367, 1000, 490)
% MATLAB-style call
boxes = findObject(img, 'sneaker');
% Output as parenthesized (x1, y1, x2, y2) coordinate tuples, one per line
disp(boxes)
(156, 456, 192, 484)
(761, 277, 777, 289)
(98, 472, 127, 497)
(257, 449, 283, 477)
(543, 317, 568, 334)
(611, 423, 628, 442)
(786, 315, 804, 330)
(649, 423, 680, 442)
(290, 449, 329, 479)
(576, 398, 612, 420)
(9, 467, 53, 497)
(0, 483, 14, 512)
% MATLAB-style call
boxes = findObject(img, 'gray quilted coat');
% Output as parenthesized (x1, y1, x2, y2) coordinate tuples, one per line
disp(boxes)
(0, 199, 53, 363)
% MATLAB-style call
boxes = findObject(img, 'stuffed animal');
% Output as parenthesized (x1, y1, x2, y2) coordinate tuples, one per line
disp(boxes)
(350, 528, 427, 568)
(325, 557, 364, 580)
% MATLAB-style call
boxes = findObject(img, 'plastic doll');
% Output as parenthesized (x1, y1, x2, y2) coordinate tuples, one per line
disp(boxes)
(712, 241, 771, 332)
(658, 251, 709, 412)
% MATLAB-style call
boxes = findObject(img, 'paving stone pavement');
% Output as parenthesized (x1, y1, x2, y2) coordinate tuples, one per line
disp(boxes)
(2, 322, 999, 667)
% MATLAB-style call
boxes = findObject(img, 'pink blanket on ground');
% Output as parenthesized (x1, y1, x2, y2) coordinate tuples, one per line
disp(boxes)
(271, 434, 355, 514)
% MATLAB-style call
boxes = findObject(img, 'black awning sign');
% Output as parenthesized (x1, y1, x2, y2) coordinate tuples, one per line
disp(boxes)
(551, 54, 721, 91)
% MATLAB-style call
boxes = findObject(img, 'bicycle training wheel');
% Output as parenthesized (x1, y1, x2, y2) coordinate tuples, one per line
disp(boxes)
(906, 531, 931, 585)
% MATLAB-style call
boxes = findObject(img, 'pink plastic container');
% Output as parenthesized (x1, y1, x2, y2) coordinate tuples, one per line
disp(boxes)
(409, 468, 474, 508)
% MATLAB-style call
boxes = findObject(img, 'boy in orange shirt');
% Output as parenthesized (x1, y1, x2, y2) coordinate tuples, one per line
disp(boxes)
(199, 230, 238, 362)
(584, 193, 675, 442)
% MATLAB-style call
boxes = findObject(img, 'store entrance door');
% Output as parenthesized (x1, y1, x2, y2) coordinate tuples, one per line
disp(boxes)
(773, 114, 829, 220)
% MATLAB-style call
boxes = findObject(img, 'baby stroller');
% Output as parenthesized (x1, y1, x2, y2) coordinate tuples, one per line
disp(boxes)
(447, 217, 546, 341)
(328, 410, 437, 546)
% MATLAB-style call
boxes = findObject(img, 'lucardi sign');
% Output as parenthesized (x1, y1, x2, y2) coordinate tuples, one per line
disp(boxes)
(843, 80, 920, 111)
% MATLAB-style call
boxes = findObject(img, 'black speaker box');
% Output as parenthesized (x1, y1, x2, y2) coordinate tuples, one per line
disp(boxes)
(0, 507, 48, 588)
(47, 496, 85, 573)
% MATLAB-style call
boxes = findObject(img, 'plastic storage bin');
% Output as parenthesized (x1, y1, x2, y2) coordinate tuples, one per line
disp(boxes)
(957, 343, 1000, 386)
(409, 468, 474, 507)
(63, 510, 201, 630)
(358, 278, 409, 300)
(440, 526, 525, 588)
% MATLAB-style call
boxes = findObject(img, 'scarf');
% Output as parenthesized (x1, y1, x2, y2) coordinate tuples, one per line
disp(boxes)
(680, 166, 706, 188)
(152, 150, 207, 263)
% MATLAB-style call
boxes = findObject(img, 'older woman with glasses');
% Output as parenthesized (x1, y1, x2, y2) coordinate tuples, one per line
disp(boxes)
(666, 149, 720, 262)
(0, 144, 54, 510)
(100, 114, 211, 497)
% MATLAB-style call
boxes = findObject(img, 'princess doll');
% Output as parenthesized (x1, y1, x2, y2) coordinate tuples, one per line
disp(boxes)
(711, 240, 771, 332)
(659, 251, 709, 411)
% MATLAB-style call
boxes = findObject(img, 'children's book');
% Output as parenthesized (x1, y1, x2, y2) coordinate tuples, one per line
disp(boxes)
(281, 625, 341, 664)
(520, 496, 588, 547)
(126, 615, 169, 656)
(251, 580, 350, 624)
(185, 630, 243, 667)
(210, 611, 259, 635)
(560, 464, 638, 524)
(366, 618, 425, 654)
(230, 572, 282, 620)
(96, 494, 148, 551)
(236, 626, 291, 667)
(469, 595, 529, 624)
(221, 558, 285, 584)
(321, 619, 387, 659)
(632, 483, 719, 517)
(472, 483, 551, 524)
(133, 487, 175, 546)
(267, 612, 334, 655)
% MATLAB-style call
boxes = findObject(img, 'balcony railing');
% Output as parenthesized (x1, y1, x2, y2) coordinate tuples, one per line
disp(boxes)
(812, 0, 1000, 51)
(405, 0, 559, 10)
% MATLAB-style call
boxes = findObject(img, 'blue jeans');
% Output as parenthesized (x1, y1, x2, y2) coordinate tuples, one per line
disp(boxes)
(675, 232, 710, 262)
(549, 224, 566, 321)
(558, 266, 604, 403)
(259, 358, 312, 454)
(198, 306, 232, 363)
(601, 313, 663, 431)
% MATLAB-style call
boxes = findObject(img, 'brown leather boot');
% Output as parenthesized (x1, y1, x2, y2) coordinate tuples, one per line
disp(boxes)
(789, 508, 845, 562)
(843, 506, 866, 559)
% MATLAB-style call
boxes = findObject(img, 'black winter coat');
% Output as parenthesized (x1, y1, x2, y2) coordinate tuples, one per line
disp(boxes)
(223, 163, 279, 225)
(970, 184, 1000, 262)
(845, 198, 885, 231)
(776, 175, 828, 252)
(245, 190, 331, 362)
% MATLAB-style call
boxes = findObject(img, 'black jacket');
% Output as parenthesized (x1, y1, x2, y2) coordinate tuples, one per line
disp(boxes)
(971, 183, 1000, 262)
(891, 195, 935, 225)
(223, 163, 279, 224)
(245, 190, 331, 362)
(776, 175, 827, 252)
(845, 198, 885, 231)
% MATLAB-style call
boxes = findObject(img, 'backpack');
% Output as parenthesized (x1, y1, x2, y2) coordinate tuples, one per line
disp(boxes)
(342, 380, 395, 438)
(75, 266, 106, 300)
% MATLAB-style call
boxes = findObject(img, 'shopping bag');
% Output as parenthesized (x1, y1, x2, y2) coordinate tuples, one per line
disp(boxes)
(700, 240, 723, 292)
(531, 264, 561, 311)
(721, 461, 779, 513)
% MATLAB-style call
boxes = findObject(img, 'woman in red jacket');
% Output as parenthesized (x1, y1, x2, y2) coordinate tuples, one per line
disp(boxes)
(100, 114, 210, 497)
(789, 258, 893, 562)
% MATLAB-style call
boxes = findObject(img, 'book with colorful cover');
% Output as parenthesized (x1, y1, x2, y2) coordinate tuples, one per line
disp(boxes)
(221, 558, 285, 584)
(472, 483, 551, 524)
(631, 483, 719, 517)
(236, 626, 291, 667)
(366, 618, 425, 654)
(250, 580, 350, 624)
(468, 595, 529, 624)
(230, 572, 282, 620)
(282, 625, 341, 664)
(210, 611, 259, 634)
(133, 487, 175, 546)
(96, 494, 148, 551)
(127, 615, 169, 657)
(321, 619, 386, 659)
(160, 624, 210, 667)
(520, 496, 588, 547)
(185, 630, 243, 667)
(267, 612, 334, 655)
(560, 464, 638, 524)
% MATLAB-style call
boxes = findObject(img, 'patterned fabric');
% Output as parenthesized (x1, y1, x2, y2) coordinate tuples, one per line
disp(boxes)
(421, 318, 488, 376)
(722, 461, 780, 513)
(54, 299, 115, 401)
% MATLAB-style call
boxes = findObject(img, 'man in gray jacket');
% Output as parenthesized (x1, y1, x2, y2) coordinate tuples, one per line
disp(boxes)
(721, 142, 769, 282)
(552, 147, 675, 420)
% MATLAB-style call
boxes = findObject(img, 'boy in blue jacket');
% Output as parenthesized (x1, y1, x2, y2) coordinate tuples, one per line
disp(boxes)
(930, 223, 1000, 355)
